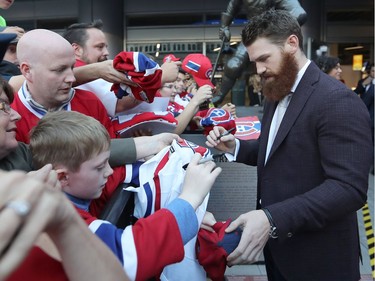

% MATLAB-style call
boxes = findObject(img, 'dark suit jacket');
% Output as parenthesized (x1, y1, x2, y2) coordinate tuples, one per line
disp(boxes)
(236, 62, 373, 281)
(354, 77, 369, 96)
(360, 83, 374, 128)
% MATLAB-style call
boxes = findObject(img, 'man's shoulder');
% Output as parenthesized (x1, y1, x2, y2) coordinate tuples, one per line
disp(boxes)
(303, 64, 348, 93)
(74, 88, 98, 97)
(74, 59, 87, 68)
(72, 88, 110, 116)
(73, 88, 104, 103)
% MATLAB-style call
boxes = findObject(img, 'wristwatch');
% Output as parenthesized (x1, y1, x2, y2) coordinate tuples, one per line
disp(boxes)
(262, 208, 278, 239)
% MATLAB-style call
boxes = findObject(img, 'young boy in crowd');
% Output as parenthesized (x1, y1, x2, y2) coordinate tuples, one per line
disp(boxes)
(29, 110, 222, 281)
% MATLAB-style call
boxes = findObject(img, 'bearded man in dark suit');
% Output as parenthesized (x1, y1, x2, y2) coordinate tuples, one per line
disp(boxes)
(206, 9, 373, 281)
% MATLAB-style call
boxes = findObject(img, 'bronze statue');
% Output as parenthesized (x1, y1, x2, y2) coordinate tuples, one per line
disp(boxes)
(212, 0, 307, 106)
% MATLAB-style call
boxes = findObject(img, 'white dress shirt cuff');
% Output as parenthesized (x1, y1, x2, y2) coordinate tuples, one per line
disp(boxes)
(225, 138, 240, 162)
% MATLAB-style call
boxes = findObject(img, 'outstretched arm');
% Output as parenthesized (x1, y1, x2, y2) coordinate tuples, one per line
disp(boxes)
(73, 60, 137, 86)
(110, 134, 180, 167)
(133, 133, 180, 159)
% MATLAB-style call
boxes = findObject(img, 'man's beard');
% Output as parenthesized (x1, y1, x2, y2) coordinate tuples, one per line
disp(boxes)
(261, 52, 299, 102)
(98, 56, 108, 62)
(82, 52, 108, 64)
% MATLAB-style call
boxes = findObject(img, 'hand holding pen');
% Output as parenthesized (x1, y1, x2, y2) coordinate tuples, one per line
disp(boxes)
(218, 127, 235, 139)
(205, 126, 237, 155)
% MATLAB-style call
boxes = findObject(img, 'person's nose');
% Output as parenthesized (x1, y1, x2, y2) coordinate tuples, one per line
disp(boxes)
(103, 46, 110, 57)
(256, 63, 266, 75)
(66, 69, 76, 84)
(104, 163, 113, 178)
(10, 108, 21, 121)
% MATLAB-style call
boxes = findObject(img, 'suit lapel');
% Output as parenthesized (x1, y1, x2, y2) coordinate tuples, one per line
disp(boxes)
(266, 63, 319, 162)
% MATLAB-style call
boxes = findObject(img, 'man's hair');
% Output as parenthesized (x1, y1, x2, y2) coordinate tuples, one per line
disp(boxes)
(29, 111, 110, 172)
(62, 19, 104, 46)
(314, 56, 340, 74)
(241, 9, 304, 50)
(365, 62, 374, 74)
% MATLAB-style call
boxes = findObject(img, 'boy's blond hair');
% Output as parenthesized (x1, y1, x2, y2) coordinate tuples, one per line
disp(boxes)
(30, 111, 110, 172)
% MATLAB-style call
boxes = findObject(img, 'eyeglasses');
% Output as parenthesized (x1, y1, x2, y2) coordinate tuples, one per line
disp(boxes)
(0, 101, 11, 114)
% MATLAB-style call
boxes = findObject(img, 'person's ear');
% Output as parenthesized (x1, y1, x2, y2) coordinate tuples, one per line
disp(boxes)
(71, 43, 83, 59)
(285, 35, 299, 54)
(55, 168, 69, 188)
(19, 62, 32, 81)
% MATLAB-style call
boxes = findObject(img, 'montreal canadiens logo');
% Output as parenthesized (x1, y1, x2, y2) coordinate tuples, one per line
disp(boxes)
(202, 108, 232, 126)
(234, 117, 261, 140)
(206, 68, 212, 79)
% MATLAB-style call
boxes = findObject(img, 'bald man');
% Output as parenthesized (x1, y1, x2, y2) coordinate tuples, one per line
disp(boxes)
(11, 29, 178, 164)
(11, 29, 117, 143)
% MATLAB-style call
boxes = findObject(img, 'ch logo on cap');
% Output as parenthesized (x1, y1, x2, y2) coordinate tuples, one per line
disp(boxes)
(206, 69, 212, 79)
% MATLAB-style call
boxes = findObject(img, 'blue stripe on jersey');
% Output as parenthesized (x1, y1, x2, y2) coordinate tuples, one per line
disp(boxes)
(143, 182, 153, 217)
(137, 52, 158, 71)
(129, 161, 142, 186)
(95, 222, 125, 264)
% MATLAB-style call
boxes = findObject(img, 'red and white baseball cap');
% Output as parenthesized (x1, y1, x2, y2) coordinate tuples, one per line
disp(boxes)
(181, 53, 214, 88)
(163, 54, 180, 63)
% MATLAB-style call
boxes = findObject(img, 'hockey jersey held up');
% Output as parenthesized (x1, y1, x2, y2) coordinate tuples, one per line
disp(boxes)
(111, 52, 162, 103)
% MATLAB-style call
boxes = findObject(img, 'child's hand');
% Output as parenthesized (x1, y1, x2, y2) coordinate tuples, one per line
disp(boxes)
(179, 153, 222, 210)
(221, 102, 237, 118)
(153, 133, 180, 151)
(200, 211, 217, 232)
(187, 83, 197, 94)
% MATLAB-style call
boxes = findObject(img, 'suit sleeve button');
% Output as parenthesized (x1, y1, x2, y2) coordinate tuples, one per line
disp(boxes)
(287, 232, 293, 238)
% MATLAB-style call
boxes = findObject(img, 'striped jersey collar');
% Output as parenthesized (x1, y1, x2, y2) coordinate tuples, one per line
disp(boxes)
(21, 81, 75, 116)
